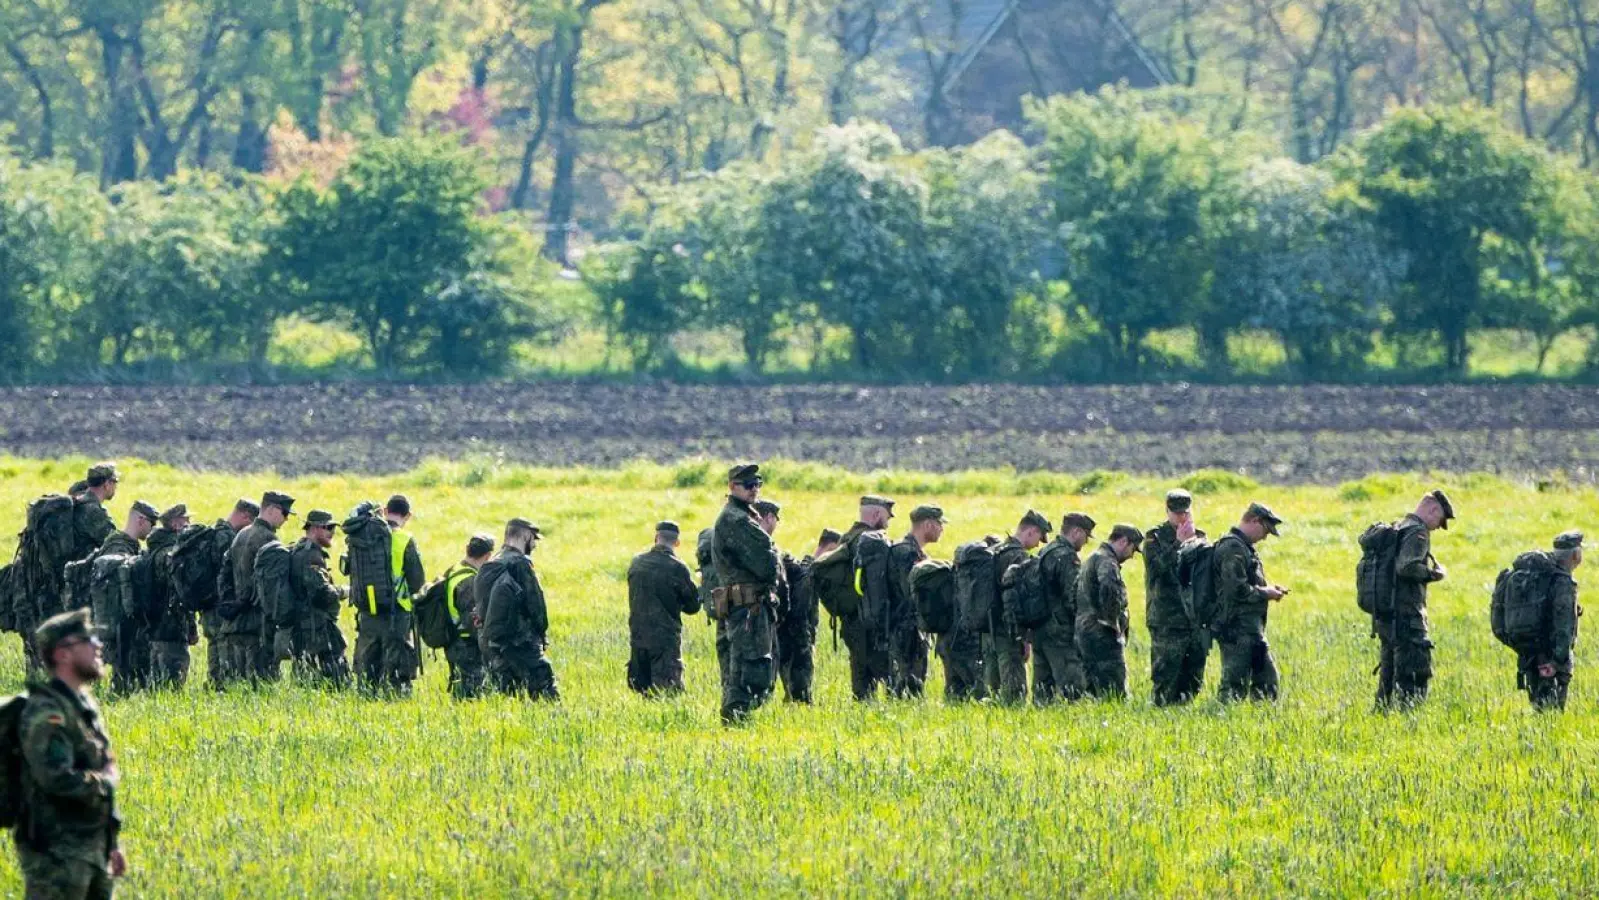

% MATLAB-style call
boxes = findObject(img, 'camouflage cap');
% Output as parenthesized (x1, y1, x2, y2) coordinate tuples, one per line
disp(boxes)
(1554, 531, 1584, 552)
(262, 491, 297, 516)
(234, 498, 261, 517)
(159, 503, 189, 526)
(507, 517, 543, 539)
(754, 500, 782, 518)
(728, 463, 763, 485)
(130, 500, 160, 523)
(910, 505, 947, 524)
(1061, 512, 1097, 535)
(303, 509, 336, 529)
(818, 528, 842, 545)
(35, 608, 93, 663)
(655, 520, 681, 536)
(860, 495, 896, 517)
(1166, 490, 1193, 513)
(1427, 489, 1455, 529)
(1020, 509, 1053, 535)
(1109, 523, 1144, 550)
(1246, 502, 1283, 535)
(86, 462, 119, 485)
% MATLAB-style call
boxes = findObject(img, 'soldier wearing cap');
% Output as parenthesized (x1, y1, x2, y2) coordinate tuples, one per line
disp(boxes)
(626, 521, 701, 695)
(14, 610, 127, 897)
(1377, 489, 1454, 708)
(711, 463, 780, 723)
(219, 491, 295, 687)
(1033, 512, 1096, 704)
(1513, 532, 1586, 710)
(478, 517, 559, 700)
(845, 495, 898, 702)
(434, 534, 494, 699)
(1074, 523, 1142, 699)
(71, 463, 120, 563)
(884, 505, 945, 699)
(752, 501, 811, 702)
(90, 502, 156, 694)
(269, 510, 352, 687)
(777, 528, 838, 703)
(199, 499, 259, 690)
(1214, 502, 1290, 703)
(987, 510, 1052, 705)
(144, 504, 196, 690)
(348, 495, 427, 695)
(1145, 490, 1209, 706)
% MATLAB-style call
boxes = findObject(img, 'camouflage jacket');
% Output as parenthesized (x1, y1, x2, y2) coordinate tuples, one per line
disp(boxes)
(223, 518, 279, 635)
(1144, 522, 1202, 632)
(712, 496, 778, 589)
(71, 497, 114, 562)
(887, 536, 926, 632)
(277, 538, 343, 631)
(992, 537, 1030, 635)
(145, 526, 194, 644)
(1037, 536, 1083, 633)
(16, 678, 120, 865)
(1393, 514, 1442, 615)
(1075, 543, 1130, 638)
(95, 531, 140, 559)
(777, 554, 817, 641)
(1548, 565, 1582, 673)
(1214, 528, 1269, 624)
(479, 547, 548, 650)
(627, 545, 699, 648)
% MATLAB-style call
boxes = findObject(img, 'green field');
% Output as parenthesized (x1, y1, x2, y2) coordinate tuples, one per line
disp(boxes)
(1, 457, 1597, 896)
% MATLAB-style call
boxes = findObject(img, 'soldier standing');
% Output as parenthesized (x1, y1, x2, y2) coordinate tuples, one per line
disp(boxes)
(712, 464, 780, 724)
(268, 510, 351, 687)
(1144, 491, 1208, 706)
(845, 496, 896, 702)
(14, 609, 127, 898)
(777, 529, 835, 703)
(71, 463, 119, 564)
(1214, 503, 1290, 703)
(888, 506, 945, 699)
(349, 496, 426, 695)
(439, 535, 494, 699)
(1075, 524, 1142, 699)
(1032, 512, 1095, 704)
(987, 510, 1051, 705)
(201, 500, 258, 690)
(626, 521, 701, 695)
(220, 491, 293, 687)
(1378, 490, 1454, 708)
(1516, 532, 1584, 710)
(478, 519, 558, 700)
(145, 504, 195, 689)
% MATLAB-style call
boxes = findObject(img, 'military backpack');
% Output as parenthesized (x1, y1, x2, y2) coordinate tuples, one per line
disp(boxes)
(415, 566, 474, 649)
(170, 523, 224, 613)
(1356, 522, 1402, 619)
(1, 495, 77, 632)
(910, 559, 955, 634)
(0, 691, 28, 829)
(1491, 551, 1560, 650)
(1001, 555, 1049, 630)
(811, 531, 868, 619)
(953, 539, 1000, 633)
(1177, 538, 1219, 629)
(87, 554, 135, 647)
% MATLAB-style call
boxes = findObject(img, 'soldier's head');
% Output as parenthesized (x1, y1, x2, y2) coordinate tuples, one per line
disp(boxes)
(260, 491, 296, 528)
(910, 506, 946, 545)
(728, 463, 763, 503)
(1416, 489, 1455, 532)
(466, 533, 496, 566)
(126, 501, 158, 541)
(859, 495, 895, 530)
(754, 501, 782, 537)
(1017, 509, 1051, 550)
(815, 528, 842, 557)
(1238, 502, 1283, 545)
(505, 518, 540, 554)
(1554, 531, 1584, 572)
(653, 521, 681, 549)
(228, 498, 260, 531)
(1166, 490, 1193, 527)
(1061, 513, 1096, 552)
(159, 503, 190, 532)
(86, 462, 119, 502)
(36, 609, 103, 684)
(385, 495, 413, 528)
(1108, 524, 1143, 563)
(304, 510, 337, 549)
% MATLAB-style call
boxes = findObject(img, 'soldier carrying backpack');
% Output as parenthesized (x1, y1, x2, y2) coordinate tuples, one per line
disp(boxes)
(1366, 490, 1454, 709)
(1491, 532, 1584, 711)
(1, 493, 80, 670)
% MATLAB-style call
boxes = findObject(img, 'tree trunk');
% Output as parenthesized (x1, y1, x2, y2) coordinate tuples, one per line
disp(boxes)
(542, 25, 584, 264)
(99, 29, 140, 185)
(4, 42, 55, 159)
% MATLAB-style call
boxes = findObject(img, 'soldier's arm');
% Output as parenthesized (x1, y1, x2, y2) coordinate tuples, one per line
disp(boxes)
(1216, 543, 1263, 607)
(734, 519, 780, 584)
(1144, 532, 1175, 581)
(1107, 564, 1130, 635)
(21, 703, 115, 803)
(1394, 528, 1438, 583)
(404, 538, 425, 594)
(526, 566, 549, 637)
(81, 504, 114, 550)
(676, 560, 702, 615)
(1551, 576, 1579, 668)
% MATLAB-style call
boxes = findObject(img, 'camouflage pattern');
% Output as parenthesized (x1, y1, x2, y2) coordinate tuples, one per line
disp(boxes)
(1074, 543, 1130, 699)
(1144, 521, 1208, 706)
(983, 537, 1029, 705)
(626, 544, 700, 695)
(478, 547, 558, 700)
(70, 497, 114, 564)
(14, 677, 120, 897)
(282, 538, 350, 687)
(1377, 513, 1440, 707)
(141, 525, 193, 690)
(776, 554, 815, 702)
(1517, 551, 1581, 711)
(1213, 528, 1278, 702)
(1031, 536, 1084, 704)
(352, 528, 424, 694)
(711, 495, 779, 723)
(848, 523, 894, 702)
(200, 520, 239, 691)
(886, 535, 929, 699)
(219, 518, 279, 685)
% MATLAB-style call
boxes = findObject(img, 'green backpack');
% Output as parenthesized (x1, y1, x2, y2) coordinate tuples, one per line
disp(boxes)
(1001, 555, 1048, 630)
(910, 560, 955, 634)
(811, 528, 868, 619)
(1491, 551, 1559, 650)
(1355, 522, 1402, 619)
(415, 566, 474, 649)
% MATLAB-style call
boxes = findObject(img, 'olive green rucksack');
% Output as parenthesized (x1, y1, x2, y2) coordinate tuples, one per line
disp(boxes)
(910, 560, 955, 634)
(811, 528, 869, 619)
(1491, 551, 1560, 650)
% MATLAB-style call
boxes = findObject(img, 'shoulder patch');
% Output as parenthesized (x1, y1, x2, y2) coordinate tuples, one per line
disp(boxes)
(45, 713, 65, 726)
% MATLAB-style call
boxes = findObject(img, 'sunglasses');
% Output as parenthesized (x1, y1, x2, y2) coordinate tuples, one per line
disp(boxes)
(738, 480, 764, 490)
(58, 635, 104, 652)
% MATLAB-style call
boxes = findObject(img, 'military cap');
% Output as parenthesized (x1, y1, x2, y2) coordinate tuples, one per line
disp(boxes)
(728, 463, 763, 485)
(1245, 502, 1283, 535)
(910, 505, 947, 524)
(159, 503, 189, 526)
(1020, 509, 1053, 535)
(1427, 489, 1455, 529)
(507, 517, 543, 539)
(1061, 512, 1097, 535)
(818, 528, 842, 545)
(262, 491, 297, 516)
(35, 608, 93, 663)
(67, 480, 89, 497)
(130, 500, 160, 523)
(754, 500, 782, 519)
(1166, 490, 1193, 513)
(234, 498, 261, 517)
(860, 495, 896, 517)
(303, 509, 335, 529)
(1109, 523, 1144, 549)
(1554, 531, 1585, 552)
(86, 462, 119, 485)
(655, 520, 682, 536)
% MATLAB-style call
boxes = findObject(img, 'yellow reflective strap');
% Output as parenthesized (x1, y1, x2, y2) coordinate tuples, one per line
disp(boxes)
(853, 567, 864, 597)
(365, 584, 377, 616)
(445, 567, 474, 626)
(390, 528, 413, 612)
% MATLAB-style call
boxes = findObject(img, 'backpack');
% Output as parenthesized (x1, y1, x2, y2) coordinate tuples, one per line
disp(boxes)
(23, 495, 76, 573)
(910, 560, 955, 634)
(953, 539, 1000, 633)
(1491, 551, 1560, 650)
(342, 510, 398, 614)
(1177, 539, 1218, 629)
(0, 691, 28, 828)
(415, 566, 473, 649)
(4, 495, 78, 630)
(61, 558, 93, 612)
(170, 523, 223, 613)
(88, 553, 134, 645)
(0, 560, 18, 633)
(253, 540, 293, 627)
(120, 553, 161, 625)
(1356, 522, 1402, 618)
(811, 529, 868, 619)
(1001, 555, 1049, 630)
(852, 531, 892, 626)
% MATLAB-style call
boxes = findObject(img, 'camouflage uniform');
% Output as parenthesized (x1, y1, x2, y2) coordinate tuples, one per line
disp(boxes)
(886, 535, 929, 699)
(712, 494, 779, 724)
(200, 521, 240, 691)
(220, 518, 279, 685)
(14, 676, 121, 900)
(696, 529, 731, 695)
(1213, 528, 1278, 702)
(478, 546, 558, 700)
(70, 497, 115, 571)
(1032, 536, 1085, 704)
(439, 566, 485, 700)
(1075, 543, 1131, 699)
(1378, 514, 1440, 707)
(143, 526, 196, 689)
(847, 523, 894, 702)
(776, 553, 816, 702)
(279, 537, 351, 686)
(1144, 522, 1208, 706)
(626, 540, 701, 695)
(983, 537, 1030, 705)
(1520, 543, 1582, 710)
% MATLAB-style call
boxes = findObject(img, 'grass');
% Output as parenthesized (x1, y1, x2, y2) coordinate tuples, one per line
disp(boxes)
(1, 457, 1598, 895)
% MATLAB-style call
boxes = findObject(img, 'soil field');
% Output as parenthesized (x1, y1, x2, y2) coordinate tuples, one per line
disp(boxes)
(1, 383, 1596, 481)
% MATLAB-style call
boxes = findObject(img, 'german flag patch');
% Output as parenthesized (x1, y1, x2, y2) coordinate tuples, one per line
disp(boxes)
(45, 714, 64, 726)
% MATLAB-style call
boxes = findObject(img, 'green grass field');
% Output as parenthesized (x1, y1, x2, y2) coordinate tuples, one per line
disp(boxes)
(1, 457, 1597, 896)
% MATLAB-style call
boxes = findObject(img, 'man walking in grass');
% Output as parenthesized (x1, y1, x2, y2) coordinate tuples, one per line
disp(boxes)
(1214, 503, 1290, 703)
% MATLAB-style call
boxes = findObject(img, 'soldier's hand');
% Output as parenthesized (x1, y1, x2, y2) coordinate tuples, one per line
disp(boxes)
(1433, 565, 1447, 582)
(1539, 663, 1556, 678)
(1177, 520, 1196, 542)
(1262, 586, 1287, 601)
(109, 849, 127, 878)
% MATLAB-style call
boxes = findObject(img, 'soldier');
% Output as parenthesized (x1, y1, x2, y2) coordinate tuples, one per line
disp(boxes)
(626, 521, 701, 696)
(220, 491, 293, 687)
(845, 496, 896, 702)
(1213, 503, 1290, 703)
(268, 510, 352, 687)
(94, 502, 155, 694)
(1516, 532, 1585, 710)
(887, 506, 945, 699)
(1378, 490, 1454, 708)
(201, 500, 258, 691)
(351, 496, 426, 695)
(695, 527, 731, 694)
(478, 518, 558, 700)
(145, 504, 196, 690)
(1074, 523, 1141, 699)
(752, 501, 807, 699)
(95, 503, 152, 560)
(778, 528, 835, 704)
(711, 463, 780, 724)
(987, 510, 1051, 705)
(1145, 490, 1208, 706)
(1033, 512, 1095, 705)
(71, 463, 119, 563)
(437, 534, 494, 700)
(14, 610, 127, 898)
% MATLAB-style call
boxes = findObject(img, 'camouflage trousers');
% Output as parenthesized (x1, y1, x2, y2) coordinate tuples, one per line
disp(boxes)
(18, 845, 113, 900)
(983, 626, 1027, 705)
(1149, 626, 1209, 707)
(626, 640, 684, 696)
(445, 635, 486, 699)
(715, 618, 731, 693)
(1075, 621, 1128, 700)
(841, 616, 891, 702)
(1031, 622, 1084, 705)
(887, 623, 928, 700)
(354, 611, 418, 694)
(776, 625, 815, 703)
(937, 628, 985, 703)
(1376, 608, 1432, 708)
(216, 632, 274, 687)
(290, 620, 350, 688)
(1216, 612, 1279, 703)
(721, 604, 776, 724)
(110, 623, 151, 694)
(201, 612, 224, 690)
(1517, 648, 1572, 711)
(148, 641, 191, 689)
(489, 640, 559, 701)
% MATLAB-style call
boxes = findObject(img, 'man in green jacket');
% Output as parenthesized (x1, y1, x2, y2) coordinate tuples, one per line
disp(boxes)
(712, 463, 780, 724)
(1213, 503, 1290, 703)
(479, 518, 558, 700)
(1377, 490, 1454, 708)
(987, 510, 1050, 705)
(1520, 531, 1584, 710)
(1032, 512, 1095, 704)
(627, 521, 701, 695)
(267, 510, 351, 687)
(220, 491, 293, 687)
(1075, 524, 1143, 699)
(144, 504, 195, 690)
(1144, 490, 1208, 706)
